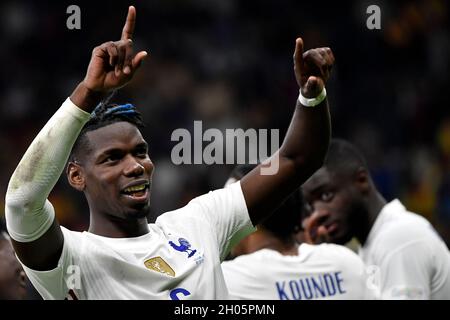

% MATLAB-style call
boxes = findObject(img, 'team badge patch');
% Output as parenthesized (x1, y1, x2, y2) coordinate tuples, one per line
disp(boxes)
(169, 238, 197, 258)
(144, 257, 175, 277)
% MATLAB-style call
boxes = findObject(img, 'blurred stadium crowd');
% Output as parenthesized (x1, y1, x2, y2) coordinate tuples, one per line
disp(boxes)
(0, 0, 449, 245)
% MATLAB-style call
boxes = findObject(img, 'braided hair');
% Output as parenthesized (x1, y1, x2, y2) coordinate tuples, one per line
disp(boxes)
(69, 97, 144, 163)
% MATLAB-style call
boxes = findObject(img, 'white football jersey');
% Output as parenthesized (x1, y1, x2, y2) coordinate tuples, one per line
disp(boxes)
(222, 243, 373, 300)
(359, 199, 450, 299)
(20, 182, 254, 300)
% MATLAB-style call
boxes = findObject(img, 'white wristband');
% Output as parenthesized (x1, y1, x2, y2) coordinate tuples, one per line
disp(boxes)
(298, 87, 327, 107)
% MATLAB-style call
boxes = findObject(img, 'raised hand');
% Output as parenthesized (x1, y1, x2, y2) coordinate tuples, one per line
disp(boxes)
(82, 6, 147, 94)
(302, 210, 331, 244)
(293, 38, 334, 98)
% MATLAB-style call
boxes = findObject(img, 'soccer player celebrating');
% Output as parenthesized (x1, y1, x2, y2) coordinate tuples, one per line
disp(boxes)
(302, 139, 450, 299)
(221, 165, 373, 300)
(5, 6, 334, 299)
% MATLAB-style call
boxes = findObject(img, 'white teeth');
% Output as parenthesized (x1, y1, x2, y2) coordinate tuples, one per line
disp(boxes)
(123, 184, 147, 193)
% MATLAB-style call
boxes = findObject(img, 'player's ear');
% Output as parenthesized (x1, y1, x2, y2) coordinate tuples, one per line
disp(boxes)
(354, 167, 370, 194)
(67, 162, 86, 192)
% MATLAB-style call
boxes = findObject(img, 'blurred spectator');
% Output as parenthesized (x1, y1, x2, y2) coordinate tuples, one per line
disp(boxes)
(0, 219, 27, 299)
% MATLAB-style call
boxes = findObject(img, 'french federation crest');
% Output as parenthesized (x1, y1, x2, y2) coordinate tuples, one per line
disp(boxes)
(169, 238, 197, 258)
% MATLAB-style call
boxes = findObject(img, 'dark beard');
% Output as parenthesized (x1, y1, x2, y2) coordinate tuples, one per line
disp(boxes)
(125, 202, 151, 220)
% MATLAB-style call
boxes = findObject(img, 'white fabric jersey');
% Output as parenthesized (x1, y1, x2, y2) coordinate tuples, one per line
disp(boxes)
(359, 199, 450, 300)
(222, 243, 373, 300)
(21, 181, 254, 300)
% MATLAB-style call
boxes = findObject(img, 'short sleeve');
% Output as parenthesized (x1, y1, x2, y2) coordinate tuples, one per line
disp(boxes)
(18, 227, 80, 300)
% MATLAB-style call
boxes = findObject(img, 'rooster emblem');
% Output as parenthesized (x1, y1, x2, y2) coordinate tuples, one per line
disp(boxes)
(169, 238, 197, 258)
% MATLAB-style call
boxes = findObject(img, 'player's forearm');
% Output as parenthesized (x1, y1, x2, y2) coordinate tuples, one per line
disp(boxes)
(5, 97, 90, 239)
(70, 82, 109, 113)
(240, 97, 330, 225)
(278, 98, 331, 177)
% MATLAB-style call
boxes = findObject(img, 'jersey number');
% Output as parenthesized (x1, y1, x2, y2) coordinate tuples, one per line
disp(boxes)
(169, 288, 191, 300)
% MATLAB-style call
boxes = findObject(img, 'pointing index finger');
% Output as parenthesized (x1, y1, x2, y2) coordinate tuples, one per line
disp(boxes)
(294, 37, 304, 69)
(121, 6, 136, 40)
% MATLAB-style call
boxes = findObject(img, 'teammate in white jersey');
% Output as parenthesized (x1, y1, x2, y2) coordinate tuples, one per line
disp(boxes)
(222, 165, 372, 300)
(302, 139, 450, 299)
(4, 7, 335, 299)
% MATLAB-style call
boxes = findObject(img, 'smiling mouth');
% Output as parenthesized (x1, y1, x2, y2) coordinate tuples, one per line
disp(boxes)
(121, 183, 150, 200)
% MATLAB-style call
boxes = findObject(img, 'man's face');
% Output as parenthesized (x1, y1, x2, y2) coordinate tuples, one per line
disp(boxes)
(80, 122, 154, 220)
(0, 239, 27, 299)
(302, 167, 365, 244)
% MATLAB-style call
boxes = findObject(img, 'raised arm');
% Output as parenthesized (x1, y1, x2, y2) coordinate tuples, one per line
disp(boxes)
(5, 6, 147, 270)
(240, 38, 334, 225)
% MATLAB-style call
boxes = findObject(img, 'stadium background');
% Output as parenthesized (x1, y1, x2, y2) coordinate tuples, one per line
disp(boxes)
(0, 0, 449, 246)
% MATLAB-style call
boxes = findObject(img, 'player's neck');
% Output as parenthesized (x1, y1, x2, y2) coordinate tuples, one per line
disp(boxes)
(88, 214, 150, 238)
(358, 191, 386, 245)
(247, 230, 299, 256)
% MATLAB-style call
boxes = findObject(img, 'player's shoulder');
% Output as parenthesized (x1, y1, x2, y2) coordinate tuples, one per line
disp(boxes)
(305, 243, 363, 262)
(158, 182, 242, 218)
(190, 181, 242, 204)
(225, 249, 273, 265)
(301, 243, 366, 275)
(374, 209, 441, 251)
(154, 205, 208, 233)
(60, 226, 84, 240)
(223, 249, 281, 269)
(60, 226, 111, 250)
(222, 250, 271, 278)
